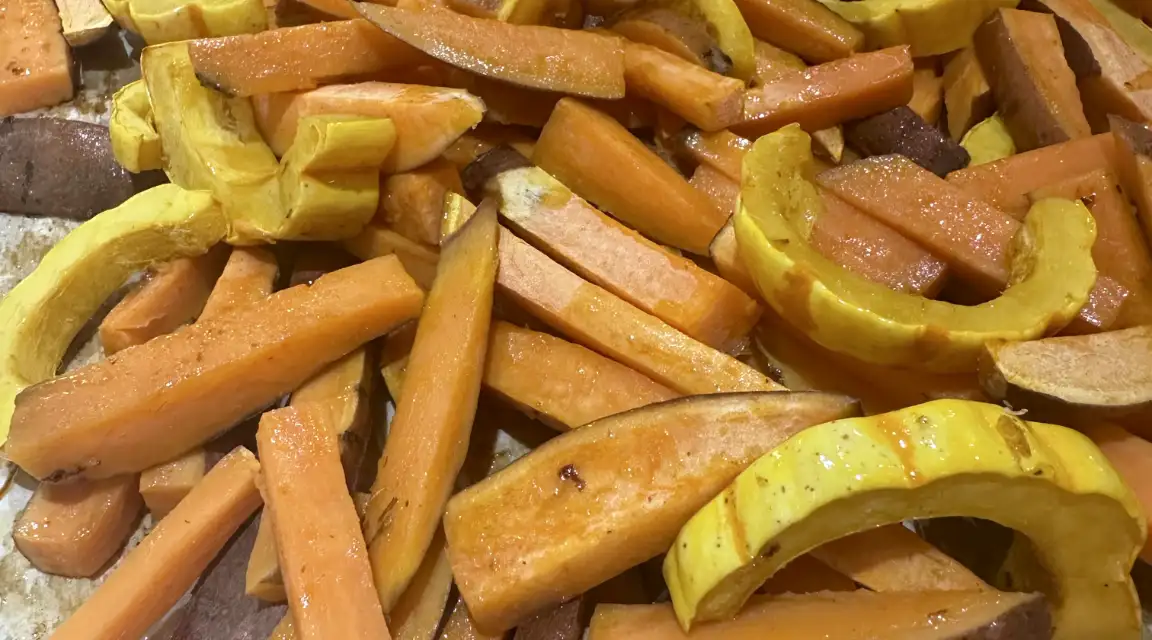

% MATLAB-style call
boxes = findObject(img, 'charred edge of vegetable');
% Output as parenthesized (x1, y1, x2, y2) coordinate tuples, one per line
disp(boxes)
(1018, 0, 1101, 79)
(461, 145, 533, 202)
(194, 71, 234, 97)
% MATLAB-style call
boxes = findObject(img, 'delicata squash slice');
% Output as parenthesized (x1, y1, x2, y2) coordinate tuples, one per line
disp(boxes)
(665, 399, 1147, 639)
(734, 124, 1096, 372)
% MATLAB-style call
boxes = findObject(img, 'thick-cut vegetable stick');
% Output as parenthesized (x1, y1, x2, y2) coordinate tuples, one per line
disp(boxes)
(98, 245, 229, 355)
(533, 98, 727, 255)
(733, 0, 862, 63)
(247, 513, 286, 603)
(343, 226, 439, 289)
(442, 598, 503, 640)
(357, 4, 626, 99)
(1081, 422, 1152, 563)
(943, 47, 995, 140)
(390, 535, 454, 640)
(139, 449, 206, 519)
(486, 321, 679, 429)
(252, 83, 485, 172)
(1062, 274, 1130, 335)
(1110, 116, 1152, 251)
(488, 163, 760, 351)
(257, 406, 390, 640)
(49, 447, 262, 640)
(946, 133, 1116, 217)
(746, 42, 845, 160)
(681, 129, 751, 181)
(376, 158, 465, 246)
(587, 590, 1049, 640)
(973, 9, 1092, 151)
(197, 246, 279, 321)
(812, 524, 988, 592)
(733, 46, 914, 139)
(444, 392, 859, 632)
(622, 42, 744, 131)
(13, 475, 142, 578)
(757, 554, 857, 595)
(908, 68, 943, 125)
(8, 256, 424, 481)
(498, 229, 782, 394)
(187, 20, 428, 96)
(0, 0, 74, 116)
(269, 613, 296, 640)
(364, 202, 498, 611)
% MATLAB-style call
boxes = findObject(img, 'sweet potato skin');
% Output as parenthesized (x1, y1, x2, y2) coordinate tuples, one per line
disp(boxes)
(7, 256, 424, 481)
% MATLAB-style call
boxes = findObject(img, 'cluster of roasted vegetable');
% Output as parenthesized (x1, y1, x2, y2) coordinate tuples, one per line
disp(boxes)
(3, 0, 1152, 638)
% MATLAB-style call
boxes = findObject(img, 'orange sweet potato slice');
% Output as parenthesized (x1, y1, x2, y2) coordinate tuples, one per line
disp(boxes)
(0, 0, 74, 116)
(1061, 274, 1130, 335)
(13, 475, 142, 578)
(363, 201, 498, 611)
(486, 321, 679, 429)
(943, 47, 995, 141)
(257, 405, 390, 639)
(1081, 422, 1152, 563)
(198, 246, 279, 321)
(681, 128, 751, 180)
(908, 68, 944, 125)
(390, 535, 454, 640)
(756, 554, 858, 595)
(188, 20, 428, 96)
(49, 447, 262, 640)
(375, 157, 465, 246)
(732, 0, 862, 63)
(623, 42, 744, 131)
(1110, 116, 1152, 251)
(253, 82, 485, 172)
(811, 524, 988, 592)
(973, 8, 1092, 151)
(356, 4, 626, 98)
(343, 225, 440, 289)
(734, 46, 915, 138)
(946, 133, 1116, 217)
(533, 98, 727, 255)
(7, 257, 424, 482)
(486, 161, 761, 351)
(99, 245, 230, 355)
(497, 228, 781, 394)
(444, 392, 860, 632)
(610, 8, 721, 69)
(139, 449, 207, 519)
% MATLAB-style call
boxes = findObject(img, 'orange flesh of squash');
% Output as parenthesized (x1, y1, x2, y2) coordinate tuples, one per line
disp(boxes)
(49, 447, 262, 640)
(0, 0, 74, 116)
(497, 228, 782, 395)
(247, 513, 286, 602)
(811, 524, 988, 593)
(13, 475, 142, 578)
(533, 98, 727, 255)
(252, 82, 485, 172)
(7, 256, 424, 481)
(908, 69, 944, 125)
(681, 129, 751, 181)
(356, 4, 626, 98)
(493, 167, 760, 351)
(622, 42, 744, 132)
(1081, 422, 1152, 563)
(610, 10, 714, 66)
(444, 392, 860, 633)
(946, 133, 1116, 218)
(586, 590, 1042, 640)
(269, 613, 296, 640)
(390, 535, 455, 640)
(734, 46, 915, 139)
(188, 20, 429, 97)
(98, 245, 230, 355)
(364, 202, 498, 612)
(973, 8, 1092, 152)
(1112, 118, 1152, 248)
(756, 554, 858, 595)
(139, 448, 207, 519)
(1030, 170, 1152, 326)
(732, 0, 862, 64)
(257, 405, 391, 640)
(375, 157, 465, 246)
(943, 47, 995, 141)
(817, 155, 1019, 298)
(343, 226, 440, 290)
(486, 320, 679, 430)
(197, 246, 279, 322)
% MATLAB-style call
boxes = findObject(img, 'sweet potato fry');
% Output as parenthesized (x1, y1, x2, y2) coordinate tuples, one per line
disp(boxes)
(498, 229, 781, 394)
(247, 512, 286, 603)
(390, 535, 454, 640)
(188, 20, 428, 96)
(444, 392, 860, 632)
(1110, 116, 1152, 250)
(253, 83, 485, 172)
(257, 406, 390, 640)
(733, 0, 862, 63)
(139, 449, 206, 519)
(486, 162, 760, 350)
(973, 8, 1092, 151)
(533, 98, 727, 255)
(98, 245, 229, 355)
(7, 256, 424, 481)
(357, 4, 626, 98)
(364, 201, 498, 611)
(623, 42, 744, 131)
(343, 226, 440, 289)
(610, 7, 720, 68)
(49, 447, 262, 640)
(376, 158, 464, 246)
(197, 246, 279, 321)
(13, 475, 142, 578)
(946, 133, 1116, 217)
(757, 554, 857, 595)
(734, 46, 914, 138)
(908, 68, 943, 125)
(943, 47, 996, 141)
(1081, 422, 1152, 563)
(680, 128, 750, 181)
(1061, 274, 1130, 335)
(811, 524, 988, 592)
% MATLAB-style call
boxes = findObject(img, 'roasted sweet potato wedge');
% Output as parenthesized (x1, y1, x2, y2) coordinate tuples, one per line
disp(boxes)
(445, 392, 860, 632)
(198, 246, 279, 321)
(610, 7, 721, 68)
(139, 449, 206, 519)
(623, 42, 744, 131)
(908, 68, 944, 125)
(733, 0, 862, 63)
(343, 225, 441, 289)
(375, 158, 464, 246)
(1110, 115, 1152, 250)
(390, 536, 454, 640)
(943, 47, 996, 141)
(1082, 422, 1152, 561)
